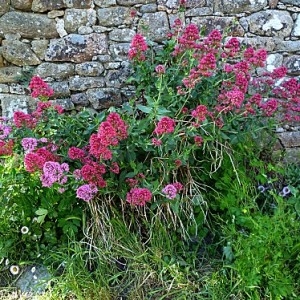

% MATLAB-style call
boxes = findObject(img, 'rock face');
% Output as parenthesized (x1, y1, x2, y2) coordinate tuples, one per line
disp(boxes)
(45, 34, 108, 62)
(2, 40, 41, 66)
(245, 10, 293, 37)
(0, 0, 299, 160)
(0, 12, 58, 39)
(214, 0, 268, 14)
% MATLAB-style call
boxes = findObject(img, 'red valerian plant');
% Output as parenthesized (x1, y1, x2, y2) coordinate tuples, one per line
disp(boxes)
(0, 21, 299, 227)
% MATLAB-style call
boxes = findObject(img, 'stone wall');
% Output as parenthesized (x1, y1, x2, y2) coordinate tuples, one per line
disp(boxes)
(0, 0, 299, 161)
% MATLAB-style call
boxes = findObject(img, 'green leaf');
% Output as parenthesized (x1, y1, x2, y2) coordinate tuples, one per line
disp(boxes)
(136, 104, 153, 114)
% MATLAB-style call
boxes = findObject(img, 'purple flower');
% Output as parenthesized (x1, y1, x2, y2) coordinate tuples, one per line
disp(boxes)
(21, 137, 38, 153)
(40, 161, 69, 187)
(0, 124, 12, 140)
(162, 184, 178, 199)
(76, 184, 98, 202)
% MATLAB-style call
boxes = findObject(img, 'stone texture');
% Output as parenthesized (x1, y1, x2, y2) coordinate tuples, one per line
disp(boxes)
(0, 12, 58, 39)
(192, 17, 245, 36)
(50, 81, 70, 97)
(97, 7, 132, 26)
(69, 76, 105, 91)
(64, 0, 93, 8)
(292, 14, 300, 36)
(75, 62, 104, 76)
(87, 88, 122, 109)
(31, 0, 65, 12)
(284, 55, 300, 75)
(280, 0, 300, 5)
(0, 94, 30, 118)
(274, 40, 300, 52)
(71, 92, 89, 105)
(241, 36, 281, 51)
(138, 12, 170, 42)
(0, 67, 22, 83)
(48, 10, 65, 18)
(94, 0, 116, 7)
(117, 0, 156, 5)
(31, 40, 49, 60)
(45, 33, 108, 63)
(0, 0, 9, 17)
(109, 29, 135, 42)
(11, 0, 33, 11)
(277, 131, 300, 148)
(109, 43, 130, 61)
(245, 10, 293, 37)
(214, 0, 268, 14)
(64, 9, 97, 33)
(35, 62, 75, 80)
(2, 40, 41, 66)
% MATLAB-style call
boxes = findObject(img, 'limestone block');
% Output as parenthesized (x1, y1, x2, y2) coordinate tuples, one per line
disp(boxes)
(64, 9, 97, 33)
(105, 63, 131, 88)
(280, 0, 300, 5)
(11, 0, 33, 11)
(53, 98, 74, 110)
(35, 62, 75, 80)
(274, 40, 300, 52)
(50, 81, 70, 97)
(86, 88, 122, 109)
(109, 29, 135, 42)
(214, 0, 268, 14)
(69, 76, 105, 91)
(0, 94, 30, 118)
(109, 43, 130, 61)
(0, 12, 58, 39)
(245, 10, 293, 37)
(292, 14, 300, 36)
(45, 33, 108, 63)
(32, 0, 65, 12)
(2, 40, 41, 66)
(284, 55, 300, 75)
(191, 16, 245, 36)
(63, 0, 93, 8)
(97, 7, 132, 26)
(185, 7, 213, 17)
(277, 131, 300, 148)
(157, 0, 206, 9)
(31, 40, 49, 60)
(94, 0, 116, 7)
(71, 92, 89, 105)
(75, 62, 104, 76)
(0, 0, 9, 17)
(0, 67, 22, 83)
(0, 84, 9, 93)
(138, 12, 170, 42)
(117, 0, 156, 5)
(266, 53, 284, 72)
(140, 4, 158, 13)
(48, 10, 65, 18)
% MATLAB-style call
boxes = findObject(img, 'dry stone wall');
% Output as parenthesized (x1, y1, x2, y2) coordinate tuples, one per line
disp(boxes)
(0, 0, 299, 161)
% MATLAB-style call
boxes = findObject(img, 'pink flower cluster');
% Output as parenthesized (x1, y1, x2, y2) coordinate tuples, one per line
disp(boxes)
(13, 111, 37, 129)
(154, 116, 176, 135)
(162, 182, 184, 199)
(29, 76, 54, 99)
(80, 161, 107, 188)
(21, 138, 38, 153)
(126, 187, 152, 206)
(0, 139, 14, 156)
(0, 124, 11, 140)
(128, 34, 148, 61)
(40, 161, 69, 187)
(89, 112, 128, 161)
(76, 184, 98, 202)
(24, 148, 59, 173)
